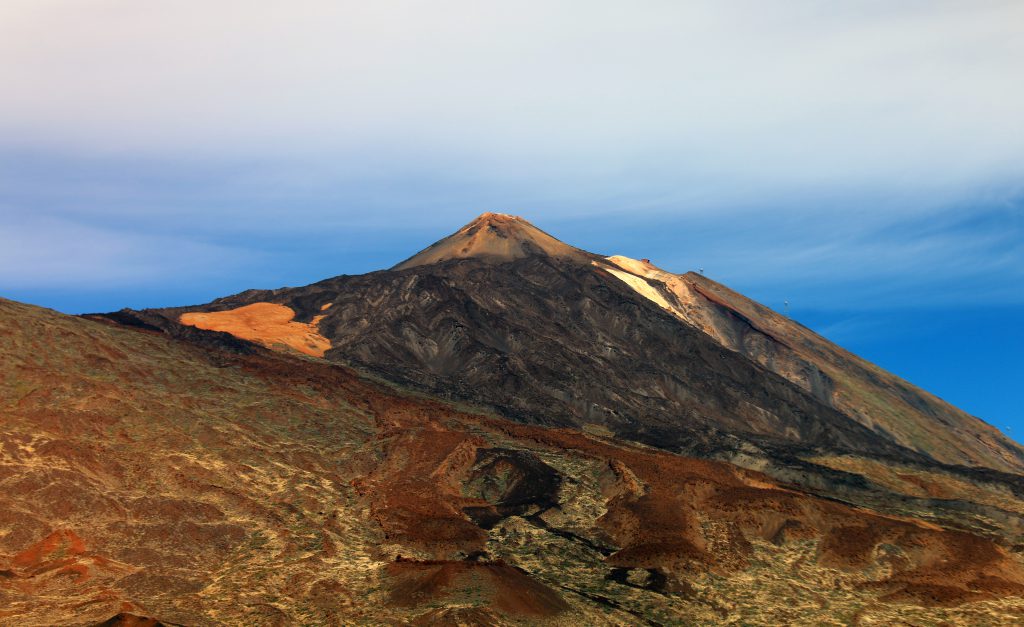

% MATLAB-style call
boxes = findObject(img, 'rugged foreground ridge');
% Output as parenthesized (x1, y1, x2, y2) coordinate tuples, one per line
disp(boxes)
(3, 297, 1024, 625)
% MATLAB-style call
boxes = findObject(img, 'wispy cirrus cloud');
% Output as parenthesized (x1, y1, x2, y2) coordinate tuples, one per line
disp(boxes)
(0, 0, 1022, 314)
(1, 1, 1022, 197)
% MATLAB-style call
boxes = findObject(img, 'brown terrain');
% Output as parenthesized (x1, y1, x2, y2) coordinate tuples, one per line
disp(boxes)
(3, 297, 1024, 624)
(3, 213, 1024, 624)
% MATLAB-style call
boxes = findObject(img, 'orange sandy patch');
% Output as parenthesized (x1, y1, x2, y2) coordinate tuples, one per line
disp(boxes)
(179, 302, 331, 357)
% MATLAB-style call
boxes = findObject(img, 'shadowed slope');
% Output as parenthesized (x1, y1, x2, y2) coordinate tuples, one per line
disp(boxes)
(166, 255, 915, 467)
(600, 254, 1024, 473)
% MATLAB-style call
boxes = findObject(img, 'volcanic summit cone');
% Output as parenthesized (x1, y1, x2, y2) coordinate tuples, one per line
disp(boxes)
(392, 212, 593, 269)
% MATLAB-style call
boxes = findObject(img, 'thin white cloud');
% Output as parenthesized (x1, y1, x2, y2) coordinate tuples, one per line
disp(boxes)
(1, 1, 1022, 201)
(0, 1, 1022, 308)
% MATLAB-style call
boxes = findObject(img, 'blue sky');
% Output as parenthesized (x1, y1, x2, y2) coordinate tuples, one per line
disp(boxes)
(1, 1, 1021, 439)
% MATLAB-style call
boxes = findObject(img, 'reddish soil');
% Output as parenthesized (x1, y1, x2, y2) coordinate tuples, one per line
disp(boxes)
(13, 529, 87, 568)
(387, 559, 569, 617)
(3, 296, 1023, 623)
(353, 413, 490, 558)
(347, 386, 1024, 607)
(492, 421, 1024, 605)
(93, 612, 174, 626)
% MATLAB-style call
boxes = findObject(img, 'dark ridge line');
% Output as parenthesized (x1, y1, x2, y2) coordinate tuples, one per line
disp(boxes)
(524, 512, 615, 557)
(555, 583, 664, 627)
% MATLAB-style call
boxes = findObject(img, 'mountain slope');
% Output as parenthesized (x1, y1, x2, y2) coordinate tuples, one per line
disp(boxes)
(4, 297, 1024, 625)
(600, 254, 1024, 472)
(145, 214, 1022, 476)
(145, 254, 912, 464)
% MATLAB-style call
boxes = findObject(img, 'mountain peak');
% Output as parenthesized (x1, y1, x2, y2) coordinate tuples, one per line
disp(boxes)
(469, 211, 523, 224)
(392, 212, 589, 270)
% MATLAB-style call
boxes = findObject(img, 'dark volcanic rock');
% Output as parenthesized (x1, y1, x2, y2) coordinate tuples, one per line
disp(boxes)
(110, 213, 1024, 478)
(167, 254, 914, 464)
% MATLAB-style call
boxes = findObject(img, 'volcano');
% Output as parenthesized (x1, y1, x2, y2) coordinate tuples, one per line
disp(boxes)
(125, 213, 1023, 474)
(3, 214, 1024, 625)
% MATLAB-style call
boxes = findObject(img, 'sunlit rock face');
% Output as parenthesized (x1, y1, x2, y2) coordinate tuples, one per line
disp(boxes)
(392, 212, 593, 270)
